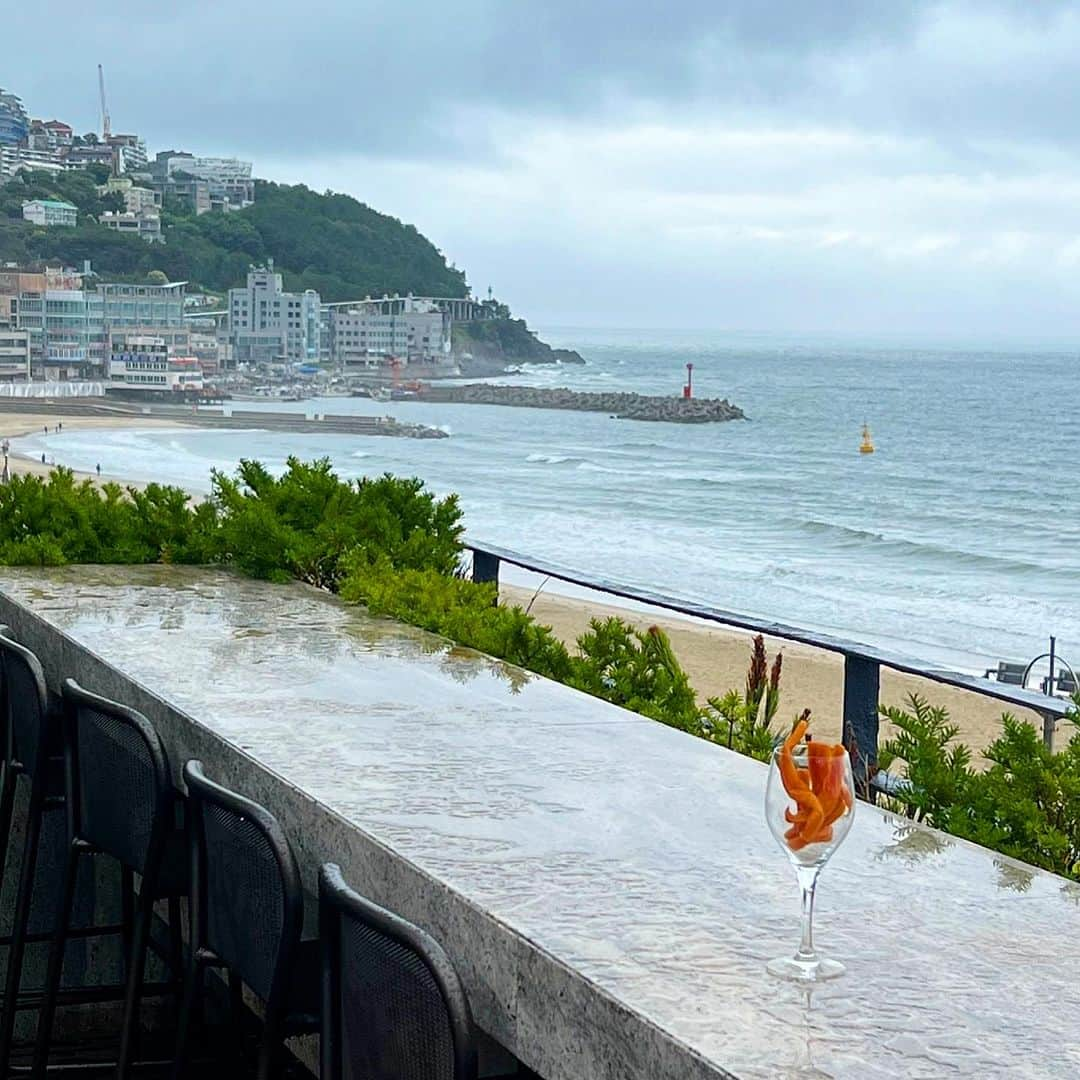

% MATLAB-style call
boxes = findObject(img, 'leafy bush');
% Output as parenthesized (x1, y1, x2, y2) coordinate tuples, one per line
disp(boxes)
(0, 469, 216, 566)
(212, 458, 463, 588)
(878, 695, 975, 826)
(340, 556, 575, 681)
(570, 617, 701, 730)
(880, 693, 1080, 881)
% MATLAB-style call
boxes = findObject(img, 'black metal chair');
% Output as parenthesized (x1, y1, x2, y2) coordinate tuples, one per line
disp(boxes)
(172, 760, 318, 1080)
(29, 678, 188, 1079)
(319, 862, 478, 1080)
(0, 631, 65, 1074)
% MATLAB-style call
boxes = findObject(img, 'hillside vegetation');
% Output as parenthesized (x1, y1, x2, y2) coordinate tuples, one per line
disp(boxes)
(0, 170, 468, 301)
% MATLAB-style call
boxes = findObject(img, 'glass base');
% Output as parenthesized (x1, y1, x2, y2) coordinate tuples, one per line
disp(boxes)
(767, 954, 845, 982)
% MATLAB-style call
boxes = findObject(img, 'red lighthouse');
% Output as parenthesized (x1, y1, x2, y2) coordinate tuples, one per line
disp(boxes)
(683, 363, 694, 399)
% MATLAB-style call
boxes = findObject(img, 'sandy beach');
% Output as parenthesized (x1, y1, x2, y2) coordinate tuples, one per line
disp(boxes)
(0, 411, 182, 488)
(502, 584, 1058, 759)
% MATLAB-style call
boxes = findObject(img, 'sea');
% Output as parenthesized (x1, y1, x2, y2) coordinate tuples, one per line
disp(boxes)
(15, 329, 1080, 675)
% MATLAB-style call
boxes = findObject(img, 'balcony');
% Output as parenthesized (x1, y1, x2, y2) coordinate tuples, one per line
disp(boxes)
(0, 563, 1077, 1078)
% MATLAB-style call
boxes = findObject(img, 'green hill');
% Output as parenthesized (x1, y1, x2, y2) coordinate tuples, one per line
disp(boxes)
(0, 170, 468, 301)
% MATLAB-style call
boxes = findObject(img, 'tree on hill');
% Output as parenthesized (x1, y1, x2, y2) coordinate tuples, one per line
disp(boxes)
(0, 175, 469, 303)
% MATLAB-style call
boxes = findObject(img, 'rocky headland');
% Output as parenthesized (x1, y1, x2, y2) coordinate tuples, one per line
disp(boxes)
(419, 384, 746, 423)
(452, 318, 585, 376)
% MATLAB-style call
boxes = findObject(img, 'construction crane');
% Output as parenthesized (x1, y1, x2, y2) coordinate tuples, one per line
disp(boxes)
(98, 64, 111, 140)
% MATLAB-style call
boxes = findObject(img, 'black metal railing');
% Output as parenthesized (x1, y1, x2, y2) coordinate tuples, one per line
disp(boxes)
(467, 541, 1074, 783)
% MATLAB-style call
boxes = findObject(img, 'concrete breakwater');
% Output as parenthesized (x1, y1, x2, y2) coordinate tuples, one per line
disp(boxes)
(420, 384, 746, 422)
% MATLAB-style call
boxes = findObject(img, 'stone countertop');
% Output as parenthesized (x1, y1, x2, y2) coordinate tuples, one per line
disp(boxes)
(2, 565, 1078, 1080)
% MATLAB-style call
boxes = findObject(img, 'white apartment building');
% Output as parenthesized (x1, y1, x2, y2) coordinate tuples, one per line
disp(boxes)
(21, 200, 77, 227)
(108, 334, 203, 395)
(323, 297, 452, 369)
(228, 264, 320, 364)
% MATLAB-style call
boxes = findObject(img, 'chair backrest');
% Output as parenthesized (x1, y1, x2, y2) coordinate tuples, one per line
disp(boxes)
(319, 863, 477, 1080)
(183, 760, 303, 1006)
(0, 632, 51, 779)
(62, 679, 172, 875)
(997, 662, 1027, 685)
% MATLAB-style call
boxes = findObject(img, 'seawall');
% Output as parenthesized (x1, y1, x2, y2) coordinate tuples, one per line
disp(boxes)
(419, 384, 746, 422)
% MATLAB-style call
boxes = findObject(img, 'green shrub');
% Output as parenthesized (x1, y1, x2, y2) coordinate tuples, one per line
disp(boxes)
(570, 617, 701, 731)
(880, 693, 1080, 881)
(212, 458, 463, 588)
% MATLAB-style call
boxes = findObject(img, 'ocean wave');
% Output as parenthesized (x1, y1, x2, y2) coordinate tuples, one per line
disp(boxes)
(526, 452, 586, 465)
(790, 517, 1063, 577)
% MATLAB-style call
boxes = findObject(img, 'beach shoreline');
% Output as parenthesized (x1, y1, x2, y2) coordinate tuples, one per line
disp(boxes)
(0, 411, 184, 488)
(0, 405, 1058, 759)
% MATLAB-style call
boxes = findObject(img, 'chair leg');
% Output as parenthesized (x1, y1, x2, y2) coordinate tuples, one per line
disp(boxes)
(167, 896, 183, 990)
(28, 843, 81, 1080)
(229, 969, 245, 1063)
(116, 878, 156, 1080)
(120, 864, 135, 978)
(0, 763, 16, 892)
(170, 953, 203, 1080)
(256, 1006, 286, 1080)
(0, 780, 46, 1077)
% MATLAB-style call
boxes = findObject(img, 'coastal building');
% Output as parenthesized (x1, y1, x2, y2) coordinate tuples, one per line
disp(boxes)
(99, 209, 164, 244)
(149, 151, 254, 209)
(65, 143, 116, 171)
(1, 144, 66, 180)
(0, 89, 29, 146)
(0, 328, 31, 380)
(27, 119, 73, 152)
(22, 200, 78, 228)
(106, 134, 147, 174)
(146, 172, 211, 215)
(321, 296, 453, 370)
(98, 281, 189, 357)
(0, 270, 188, 380)
(98, 176, 161, 214)
(108, 334, 203, 396)
(228, 263, 319, 364)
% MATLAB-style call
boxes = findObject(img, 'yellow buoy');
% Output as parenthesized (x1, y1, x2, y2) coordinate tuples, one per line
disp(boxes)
(859, 422, 875, 454)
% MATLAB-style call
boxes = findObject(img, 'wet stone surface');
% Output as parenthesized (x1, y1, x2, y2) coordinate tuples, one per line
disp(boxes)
(2, 565, 1079, 1079)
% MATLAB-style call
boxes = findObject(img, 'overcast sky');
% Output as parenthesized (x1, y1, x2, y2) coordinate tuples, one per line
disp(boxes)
(8, 1, 1080, 336)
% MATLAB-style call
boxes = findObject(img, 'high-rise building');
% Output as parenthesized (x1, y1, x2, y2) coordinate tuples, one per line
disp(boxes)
(0, 88, 29, 146)
(228, 264, 319, 364)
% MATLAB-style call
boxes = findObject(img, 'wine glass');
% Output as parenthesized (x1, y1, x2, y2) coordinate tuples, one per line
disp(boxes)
(764, 728, 855, 981)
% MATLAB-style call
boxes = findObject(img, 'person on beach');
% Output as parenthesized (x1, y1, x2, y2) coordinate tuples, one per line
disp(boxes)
(43, 426, 47, 435)
(58, 422, 62, 432)
(96, 463, 101, 476)
(41, 453, 45, 464)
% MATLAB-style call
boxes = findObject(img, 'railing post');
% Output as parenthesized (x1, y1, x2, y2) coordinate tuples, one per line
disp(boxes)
(843, 654, 880, 798)
(1041, 711, 1055, 752)
(472, 549, 500, 588)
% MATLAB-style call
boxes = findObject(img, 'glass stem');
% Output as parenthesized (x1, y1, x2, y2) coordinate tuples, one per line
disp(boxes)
(795, 865, 820, 961)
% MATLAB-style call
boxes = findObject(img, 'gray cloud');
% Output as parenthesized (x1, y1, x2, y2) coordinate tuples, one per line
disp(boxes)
(6, 1, 1077, 160)
(8, 1, 1080, 334)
